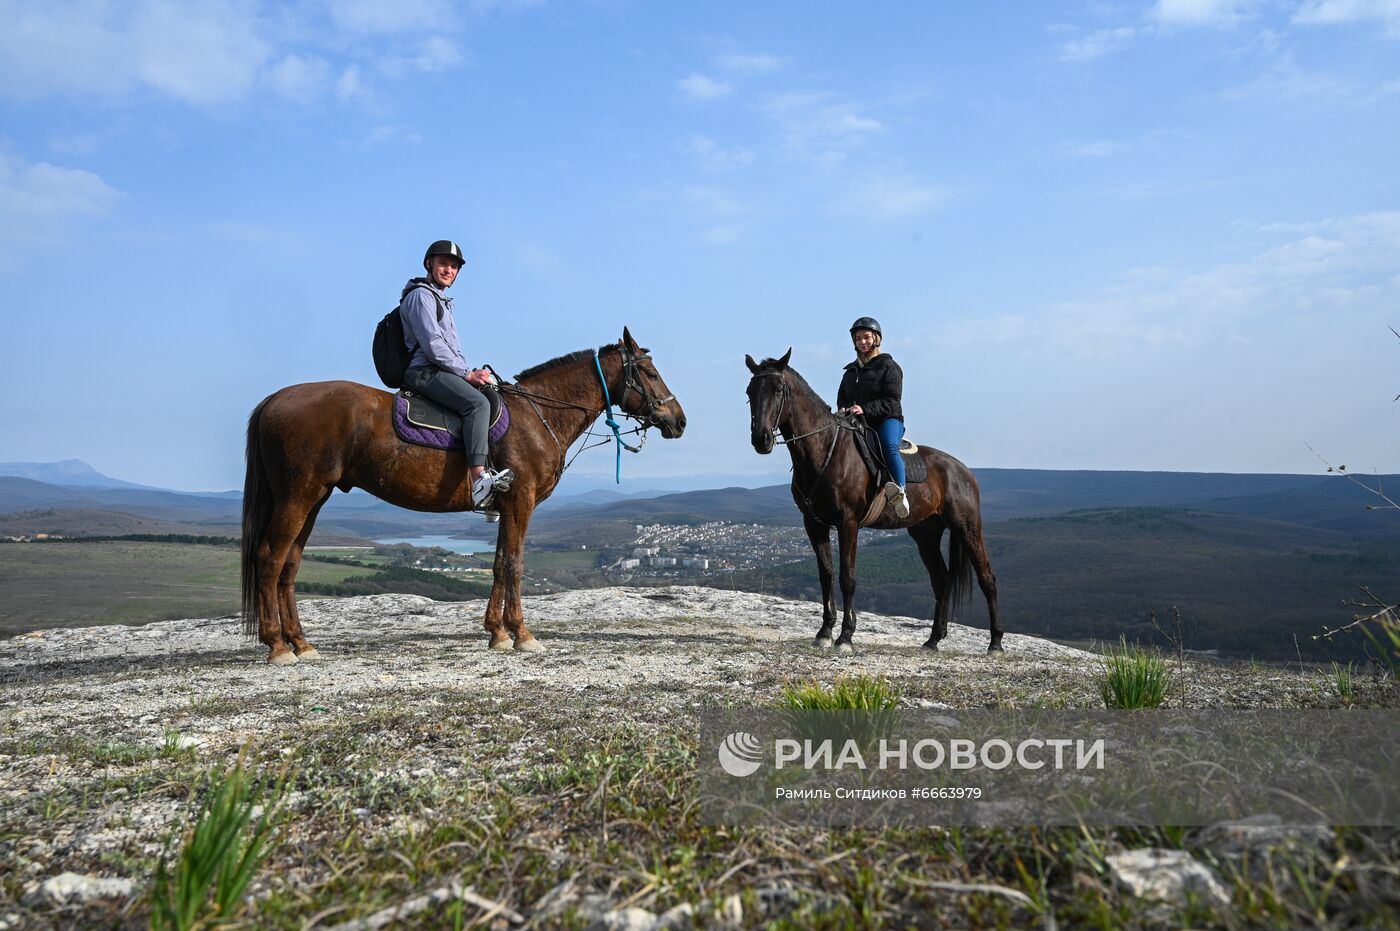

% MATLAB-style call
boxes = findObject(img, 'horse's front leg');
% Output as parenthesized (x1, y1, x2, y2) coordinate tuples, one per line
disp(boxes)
(803, 514, 837, 648)
(499, 497, 543, 652)
(484, 526, 511, 651)
(834, 517, 860, 652)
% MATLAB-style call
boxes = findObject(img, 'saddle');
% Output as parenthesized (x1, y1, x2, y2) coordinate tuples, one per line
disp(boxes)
(392, 383, 510, 451)
(851, 424, 928, 486)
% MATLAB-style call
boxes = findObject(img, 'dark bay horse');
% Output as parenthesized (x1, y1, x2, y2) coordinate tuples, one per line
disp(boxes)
(242, 328, 685, 664)
(745, 350, 1003, 653)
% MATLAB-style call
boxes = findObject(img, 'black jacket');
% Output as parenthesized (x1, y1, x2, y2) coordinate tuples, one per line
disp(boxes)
(837, 353, 903, 423)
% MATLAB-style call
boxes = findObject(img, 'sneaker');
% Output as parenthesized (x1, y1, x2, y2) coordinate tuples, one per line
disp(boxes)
(885, 481, 911, 519)
(472, 468, 516, 507)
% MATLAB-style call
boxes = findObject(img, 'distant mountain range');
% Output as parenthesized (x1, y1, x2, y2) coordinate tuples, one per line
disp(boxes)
(0, 459, 158, 490)
(2, 460, 1396, 546)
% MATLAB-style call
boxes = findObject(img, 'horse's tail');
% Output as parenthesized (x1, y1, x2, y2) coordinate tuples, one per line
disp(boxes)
(240, 399, 273, 637)
(945, 529, 975, 618)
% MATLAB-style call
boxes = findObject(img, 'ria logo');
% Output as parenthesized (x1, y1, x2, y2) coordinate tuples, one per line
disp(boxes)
(717, 731, 763, 777)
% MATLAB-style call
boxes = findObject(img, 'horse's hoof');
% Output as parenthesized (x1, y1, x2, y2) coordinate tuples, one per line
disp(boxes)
(515, 638, 545, 653)
(294, 647, 321, 662)
(488, 638, 514, 651)
(988, 642, 1005, 655)
(267, 650, 298, 666)
(814, 637, 835, 650)
(921, 640, 940, 652)
(835, 641, 854, 654)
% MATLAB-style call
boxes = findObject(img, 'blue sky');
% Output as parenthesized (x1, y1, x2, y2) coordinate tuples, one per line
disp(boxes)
(1, 0, 1397, 492)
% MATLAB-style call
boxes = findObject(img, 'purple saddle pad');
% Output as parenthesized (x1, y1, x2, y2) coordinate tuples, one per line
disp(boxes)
(392, 389, 510, 451)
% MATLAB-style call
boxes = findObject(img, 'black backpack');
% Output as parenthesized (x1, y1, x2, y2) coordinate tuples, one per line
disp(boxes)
(372, 285, 445, 389)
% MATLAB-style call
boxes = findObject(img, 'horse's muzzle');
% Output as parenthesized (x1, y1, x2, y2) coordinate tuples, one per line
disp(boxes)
(751, 429, 776, 455)
(655, 408, 686, 439)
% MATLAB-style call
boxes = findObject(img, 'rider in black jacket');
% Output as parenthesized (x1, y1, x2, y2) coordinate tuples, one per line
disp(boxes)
(837, 316, 910, 519)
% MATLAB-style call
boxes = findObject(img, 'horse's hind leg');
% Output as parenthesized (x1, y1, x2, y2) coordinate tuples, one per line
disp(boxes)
(257, 500, 316, 666)
(834, 517, 860, 652)
(909, 522, 950, 650)
(802, 515, 837, 648)
(969, 531, 1004, 653)
(275, 489, 332, 661)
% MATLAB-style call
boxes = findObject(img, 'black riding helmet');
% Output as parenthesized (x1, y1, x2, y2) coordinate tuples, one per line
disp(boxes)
(849, 316, 882, 337)
(423, 239, 466, 268)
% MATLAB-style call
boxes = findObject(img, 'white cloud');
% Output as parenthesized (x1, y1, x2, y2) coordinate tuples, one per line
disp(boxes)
(0, 154, 123, 260)
(0, 0, 471, 109)
(1220, 57, 1359, 101)
(325, 0, 455, 33)
(1060, 26, 1139, 61)
(362, 124, 425, 145)
(379, 35, 465, 75)
(1152, 0, 1252, 26)
(336, 66, 368, 101)
(699, 223, 744, 244)
(468, 0, 544, 12)
(1065, 139, 1130, 158)
(1294, 0, 1400, 34)
(0, 0, 271, 105)
(677, 73, 732, 100)
(266, 53, 333, 104)
(715, 52, 787, 75)
(762, 92, 884, 164)
(834, 174, 949, 221)
(684, 135, 756, 171)
(949, 212, 1400, 360)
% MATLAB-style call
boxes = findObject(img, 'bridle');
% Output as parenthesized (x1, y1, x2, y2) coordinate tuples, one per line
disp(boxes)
(750, 370, 853, 445)
(749, 368, 856, 514)
(613, 343, 677, 431)
(495, 343, 678, 484)
(749, 370, 788, 439)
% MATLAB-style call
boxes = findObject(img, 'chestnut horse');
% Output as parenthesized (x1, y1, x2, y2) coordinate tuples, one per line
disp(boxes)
(745, 350, 1002, 653)
(241, 328, 686, 664)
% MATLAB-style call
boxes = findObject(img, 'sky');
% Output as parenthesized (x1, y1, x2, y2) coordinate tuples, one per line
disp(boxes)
(1, 0, 1398, 493)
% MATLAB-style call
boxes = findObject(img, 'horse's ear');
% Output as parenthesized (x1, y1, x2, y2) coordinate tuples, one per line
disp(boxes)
(778, 348, 792, 369)
(745, 354, 760, 374)
(621, 326, 639, 352)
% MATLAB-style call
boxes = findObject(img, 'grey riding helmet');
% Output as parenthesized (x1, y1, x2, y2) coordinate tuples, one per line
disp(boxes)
(849, 316, 882, 337)
(423, 239, 466, 267)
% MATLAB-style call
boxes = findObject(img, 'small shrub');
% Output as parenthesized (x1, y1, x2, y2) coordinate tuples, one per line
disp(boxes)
(1097, 641, 1169, 709)
(149, 749, 286, 931)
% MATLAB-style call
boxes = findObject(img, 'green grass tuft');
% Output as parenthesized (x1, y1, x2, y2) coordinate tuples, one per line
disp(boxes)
(1097, 640, 1169, 709)
(779, 674, 901, 711)
(148, 748, 287, 931)
(1330, 661, 1357, 705)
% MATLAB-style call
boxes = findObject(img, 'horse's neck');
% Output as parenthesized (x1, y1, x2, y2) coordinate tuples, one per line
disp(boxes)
(517, 356, 610, 444)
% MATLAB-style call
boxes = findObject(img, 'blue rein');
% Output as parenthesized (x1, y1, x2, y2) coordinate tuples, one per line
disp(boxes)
(594, 352, 643, 483)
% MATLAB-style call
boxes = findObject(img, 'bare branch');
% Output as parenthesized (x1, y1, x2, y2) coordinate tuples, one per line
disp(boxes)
(1305, 443, 1400, 511)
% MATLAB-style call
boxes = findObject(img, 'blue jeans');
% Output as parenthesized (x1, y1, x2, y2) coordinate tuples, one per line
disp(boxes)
(876, 417, 905, 487)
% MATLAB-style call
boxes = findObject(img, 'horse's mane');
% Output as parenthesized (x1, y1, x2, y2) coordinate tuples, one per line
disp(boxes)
(515, 343, 620, 382)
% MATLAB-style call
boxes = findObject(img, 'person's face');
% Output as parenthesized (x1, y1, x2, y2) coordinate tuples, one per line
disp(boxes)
(427, 254, 463, 288)
(852, 329, 878, 354)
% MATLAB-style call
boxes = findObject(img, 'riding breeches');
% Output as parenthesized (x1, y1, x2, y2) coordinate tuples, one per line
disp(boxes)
(876, 417, 906, 487)
(403, 366, 490, 467)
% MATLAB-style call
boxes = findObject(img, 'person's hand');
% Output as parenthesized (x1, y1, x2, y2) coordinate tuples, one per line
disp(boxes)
(846, 404, 864, 416)
(465, 369, 491, 386)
